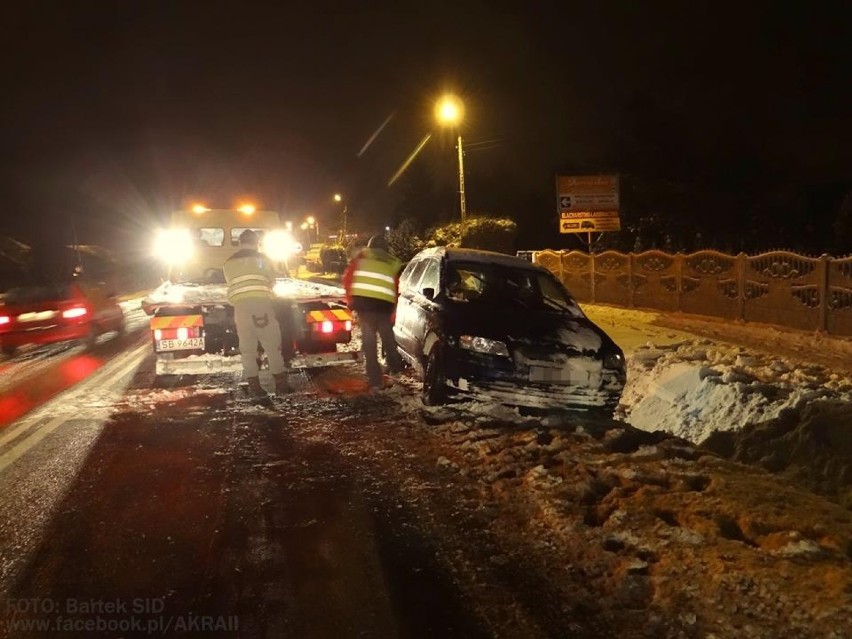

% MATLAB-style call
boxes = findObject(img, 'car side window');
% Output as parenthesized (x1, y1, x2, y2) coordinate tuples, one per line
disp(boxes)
(398, 260, 421, 292)
(402, 260, 428, 293)
(418, 259, 439, 293)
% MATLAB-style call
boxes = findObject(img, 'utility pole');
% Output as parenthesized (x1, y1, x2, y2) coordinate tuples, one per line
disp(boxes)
(457, 134, 467, 223)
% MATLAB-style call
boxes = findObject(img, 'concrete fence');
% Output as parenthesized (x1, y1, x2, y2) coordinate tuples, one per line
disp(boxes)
(532, 249, 852, 337)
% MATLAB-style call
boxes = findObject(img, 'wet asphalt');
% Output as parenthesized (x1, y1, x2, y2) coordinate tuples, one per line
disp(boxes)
(0, 354, 491, 639)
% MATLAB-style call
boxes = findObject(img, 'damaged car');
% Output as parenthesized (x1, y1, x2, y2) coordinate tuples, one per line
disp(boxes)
(393, 247, 626, 414)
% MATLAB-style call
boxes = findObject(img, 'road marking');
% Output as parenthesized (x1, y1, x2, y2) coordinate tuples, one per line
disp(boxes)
(0, 343, 150, 473)
(0, 417, 68, 473)
(0, 416, 51, 449)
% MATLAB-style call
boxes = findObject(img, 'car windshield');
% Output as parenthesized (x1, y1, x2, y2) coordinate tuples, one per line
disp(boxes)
(444, 262, 584, 316)
(4, 283, 72, 304)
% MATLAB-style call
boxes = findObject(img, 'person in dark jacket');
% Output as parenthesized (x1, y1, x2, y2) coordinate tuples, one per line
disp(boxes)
(342, 234, 405, 389)
(223, 230, 290, 398)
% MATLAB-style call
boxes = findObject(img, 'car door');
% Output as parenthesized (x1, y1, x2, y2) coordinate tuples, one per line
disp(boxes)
(407, 257, 441, 359)
(393, 258, 426, 355)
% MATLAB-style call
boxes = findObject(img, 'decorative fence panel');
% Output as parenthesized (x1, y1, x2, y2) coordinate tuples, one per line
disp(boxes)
(742, 252, 822, 331)
(594, 251, 632, 307)
(531, 249, 852, 337)
(828, 256, 852, 336)
(679, 251, 740, 320)
(631, 250, 679, 312)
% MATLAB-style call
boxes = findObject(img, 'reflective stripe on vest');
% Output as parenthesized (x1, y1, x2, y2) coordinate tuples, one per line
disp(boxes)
(224, 256, 274, 304)
(350, 256, 399, 304)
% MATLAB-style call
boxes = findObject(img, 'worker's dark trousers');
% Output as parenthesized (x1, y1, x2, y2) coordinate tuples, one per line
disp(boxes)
(358, 311, 404, 388)
(234, 297, 286, 377)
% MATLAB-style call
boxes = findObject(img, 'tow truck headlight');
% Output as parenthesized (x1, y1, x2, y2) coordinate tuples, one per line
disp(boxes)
(153, 229, 194, 265)
(262, 230, 301, 262)
(459, 335, 510, 357)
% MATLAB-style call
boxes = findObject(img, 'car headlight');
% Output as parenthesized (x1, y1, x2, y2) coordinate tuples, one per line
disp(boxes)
(153, 229, 194, 265)
(603, 352, 624, 370)
(262, 230, 300, 262)
(459, 335, 510, 357)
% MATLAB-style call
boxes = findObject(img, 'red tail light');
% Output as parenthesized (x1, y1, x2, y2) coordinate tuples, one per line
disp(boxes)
(310, 319, 351, 335)
(62, 307, 88, 319)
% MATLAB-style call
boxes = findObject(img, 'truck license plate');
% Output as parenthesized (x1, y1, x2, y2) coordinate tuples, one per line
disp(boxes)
(157, 337, 205, 352)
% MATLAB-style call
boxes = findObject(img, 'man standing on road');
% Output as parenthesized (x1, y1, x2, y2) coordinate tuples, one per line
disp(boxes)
(223, 230, 290, 399)
(343, 234, 405, 390)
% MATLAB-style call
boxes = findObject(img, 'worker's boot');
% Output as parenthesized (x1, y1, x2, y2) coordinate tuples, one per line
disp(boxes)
(246, 376, 268, 399)
(273, 371, 291, 395)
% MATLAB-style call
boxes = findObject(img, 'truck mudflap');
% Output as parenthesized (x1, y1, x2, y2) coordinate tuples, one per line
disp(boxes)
(155, 350, 362, 376)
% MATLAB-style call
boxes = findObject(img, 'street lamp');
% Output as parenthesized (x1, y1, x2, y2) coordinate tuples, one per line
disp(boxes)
(435, 94, 467, 223)
(334, 193, 348, 241)
(305, 216, 319, 243)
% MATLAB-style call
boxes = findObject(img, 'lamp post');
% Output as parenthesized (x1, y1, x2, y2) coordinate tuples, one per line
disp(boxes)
(334, 193, 348, 242)
(435, 94, 467, 224)
(306, 215, 319, 243)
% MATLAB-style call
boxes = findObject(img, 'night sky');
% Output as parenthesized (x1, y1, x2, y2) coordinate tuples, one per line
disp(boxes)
(2, 1, 852, 254)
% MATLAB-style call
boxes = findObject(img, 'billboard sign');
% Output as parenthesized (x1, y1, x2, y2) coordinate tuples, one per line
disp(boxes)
(556, 174, 621, 234)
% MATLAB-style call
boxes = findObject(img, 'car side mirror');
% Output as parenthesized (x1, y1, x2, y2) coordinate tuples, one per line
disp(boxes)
(422, 287, 435, 300)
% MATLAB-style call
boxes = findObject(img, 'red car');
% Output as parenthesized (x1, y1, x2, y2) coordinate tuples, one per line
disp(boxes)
(0, 280, 125, 356)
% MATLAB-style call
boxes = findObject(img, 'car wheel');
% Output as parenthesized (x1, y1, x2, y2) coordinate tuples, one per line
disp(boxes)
(84, 324, 98, 348)
(1, 345, 16, 357)
(422, 346, 448, 406)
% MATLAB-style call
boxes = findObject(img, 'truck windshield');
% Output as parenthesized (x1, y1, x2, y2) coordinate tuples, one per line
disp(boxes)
(196, 228, 225, 247)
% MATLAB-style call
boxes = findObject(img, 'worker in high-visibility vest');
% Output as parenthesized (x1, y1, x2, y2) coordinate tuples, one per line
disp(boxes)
(223, 229, 290, 398)
(343, 234, 405, 389)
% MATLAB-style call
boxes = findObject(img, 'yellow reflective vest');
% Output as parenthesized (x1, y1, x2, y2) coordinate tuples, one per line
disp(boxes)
(349, 248, 401, 305)
(223, 249, 277, 304)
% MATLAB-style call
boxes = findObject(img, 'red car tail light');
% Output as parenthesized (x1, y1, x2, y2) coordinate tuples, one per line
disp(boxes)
(62, 306, 88, 319)
(0, 315, 9, 326)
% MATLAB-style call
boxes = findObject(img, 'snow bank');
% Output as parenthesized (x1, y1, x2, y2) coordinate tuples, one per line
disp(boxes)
(621, 339, 852, 444)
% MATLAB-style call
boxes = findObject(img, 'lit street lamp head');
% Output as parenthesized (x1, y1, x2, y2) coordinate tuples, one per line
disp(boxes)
(333, 194, 342, 202)
(435, 94, 464, 126)
(434, 93, 468, 225)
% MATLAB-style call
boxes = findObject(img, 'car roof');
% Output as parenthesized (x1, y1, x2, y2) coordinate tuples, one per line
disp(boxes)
(414, 246, 549, 272)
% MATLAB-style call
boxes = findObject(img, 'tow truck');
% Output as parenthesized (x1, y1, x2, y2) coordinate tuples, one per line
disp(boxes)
(142, 206, 359, 377)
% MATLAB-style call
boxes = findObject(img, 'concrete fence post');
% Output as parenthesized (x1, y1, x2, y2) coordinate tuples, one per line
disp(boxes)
(818, 254, 830, 332)
(590, 252, 596, 303)
(628, 253, 635, 308)
(737, 253, 747, 322)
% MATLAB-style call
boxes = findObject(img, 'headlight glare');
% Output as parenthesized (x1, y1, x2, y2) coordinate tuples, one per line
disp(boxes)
(262, 229, 300, 262)
(153, 229, 194, 265)
(459, 335, 510, 357)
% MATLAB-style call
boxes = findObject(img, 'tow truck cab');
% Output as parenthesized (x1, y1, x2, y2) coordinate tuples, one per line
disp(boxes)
(144, 208, 357, 376)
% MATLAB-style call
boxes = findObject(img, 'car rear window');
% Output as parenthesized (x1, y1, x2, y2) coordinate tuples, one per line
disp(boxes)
(4, 283, 72, 304)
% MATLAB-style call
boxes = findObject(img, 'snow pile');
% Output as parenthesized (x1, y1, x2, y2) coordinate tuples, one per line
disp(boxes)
(621, 339, 852, 444)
